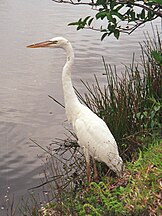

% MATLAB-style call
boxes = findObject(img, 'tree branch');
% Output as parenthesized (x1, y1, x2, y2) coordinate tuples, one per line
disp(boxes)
(53, 0, 162, 17)
(52, 0, 96, 6)
(52, 0, 162, 38)
(130, 1, 162, 18)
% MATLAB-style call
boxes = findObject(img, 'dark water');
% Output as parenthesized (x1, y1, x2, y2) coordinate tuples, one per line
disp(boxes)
(0, 0, 161, 213)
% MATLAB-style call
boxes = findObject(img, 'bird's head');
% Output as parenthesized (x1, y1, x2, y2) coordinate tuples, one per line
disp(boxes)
(27, 37, 69, 49)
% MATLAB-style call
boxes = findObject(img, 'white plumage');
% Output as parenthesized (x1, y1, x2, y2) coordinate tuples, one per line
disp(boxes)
(27, 37, 123, 181)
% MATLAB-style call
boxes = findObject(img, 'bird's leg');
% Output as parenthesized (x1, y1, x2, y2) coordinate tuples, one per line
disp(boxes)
(93, 158, 98, 182)
(83, 147, 91, 182)
(86, 159, 91, 183)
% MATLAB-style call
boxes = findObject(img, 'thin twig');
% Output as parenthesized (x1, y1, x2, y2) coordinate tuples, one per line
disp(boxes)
(52, 0, 96, 6)
(48, 95, 65, 108)
(28, 174, 64, 190)
(30, 138, 53, 156)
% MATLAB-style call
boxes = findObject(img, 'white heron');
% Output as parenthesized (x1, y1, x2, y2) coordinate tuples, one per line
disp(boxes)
(27, 37, 124, 182)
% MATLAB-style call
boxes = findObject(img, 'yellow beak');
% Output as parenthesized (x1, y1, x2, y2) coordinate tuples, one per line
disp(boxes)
(27, 40, 53, 48)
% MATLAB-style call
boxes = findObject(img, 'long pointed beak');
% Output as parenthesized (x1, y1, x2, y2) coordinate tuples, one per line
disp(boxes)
(26, 40, 53, 48)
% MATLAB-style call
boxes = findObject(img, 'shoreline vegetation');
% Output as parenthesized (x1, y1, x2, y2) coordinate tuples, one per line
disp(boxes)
(3, 29, 161, 215)
(39, 140, 162, 216)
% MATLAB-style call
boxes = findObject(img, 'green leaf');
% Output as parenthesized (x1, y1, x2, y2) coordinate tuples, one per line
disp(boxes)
(141, 9, 145, 19)
(115, 4, 124, 12)
(114, 29, 120, 39)
(153, 104, 160, 112)
(148, 10, 154, 19)
(112, 11, 125, 20)
(96, 11, 108, 20)
(107, 13, 115, 23)
(101, 32, 108, 41)
(88, 17, 94, 26)
(108, 23, 115, 32)
(130, 11, 135, 21)
(143, 111, 148, 117)
(136, 112, 141, 119)
(148, 0, 162, 5)
(68, 21, 80, 26)
(83, 16, 91, 23)
(110, 0, 116, 10)
(151, 51, 162, 65)
(96, 0, 106, 5)
(77, 25, 82, 30)
(68, 18, 84, 26)
(137, 13, 140, 19)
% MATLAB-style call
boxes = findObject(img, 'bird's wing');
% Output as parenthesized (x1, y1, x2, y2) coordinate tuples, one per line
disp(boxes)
(73, 107, 119, 160)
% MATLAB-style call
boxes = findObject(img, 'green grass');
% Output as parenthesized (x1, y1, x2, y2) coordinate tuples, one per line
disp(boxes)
(41, 139, 161, 216)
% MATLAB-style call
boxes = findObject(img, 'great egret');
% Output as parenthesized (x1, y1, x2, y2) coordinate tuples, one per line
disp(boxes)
(27, 37, 123, 182)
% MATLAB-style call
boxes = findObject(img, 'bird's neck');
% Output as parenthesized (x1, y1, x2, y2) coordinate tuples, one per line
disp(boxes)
(62, 43, 81, 123)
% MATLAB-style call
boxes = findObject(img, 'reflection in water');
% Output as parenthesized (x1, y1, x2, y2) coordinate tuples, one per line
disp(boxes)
(0, 0, 161, 210)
